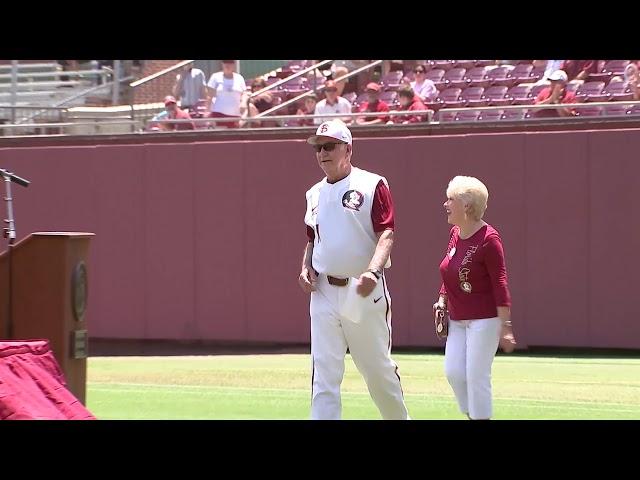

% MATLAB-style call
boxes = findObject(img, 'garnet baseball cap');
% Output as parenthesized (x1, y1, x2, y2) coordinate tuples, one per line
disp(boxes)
(366, 82, 381, 92)
(307, 120, 353, 145)
(164, 95, 177, 105)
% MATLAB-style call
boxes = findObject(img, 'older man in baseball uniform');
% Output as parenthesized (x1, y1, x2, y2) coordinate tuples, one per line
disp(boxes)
(298, 119, 410, 420)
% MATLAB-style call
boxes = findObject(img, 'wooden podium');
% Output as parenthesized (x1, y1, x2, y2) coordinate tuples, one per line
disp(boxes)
(0, 232, 94, 404)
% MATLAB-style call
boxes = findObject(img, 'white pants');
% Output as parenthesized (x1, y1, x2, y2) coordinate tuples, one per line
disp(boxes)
(310, 274, 409, 420)
(444, 317, 502, 419)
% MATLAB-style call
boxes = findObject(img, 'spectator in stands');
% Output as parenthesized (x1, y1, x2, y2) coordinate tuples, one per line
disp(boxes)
(562, 60, 598, 82)
(332, 63, 350, 96)
(313, 80, 352, 125)
(58, 60, 79, 84)
(173, 63, 207, 113)
(149, 96, 195, 131)
(539, 60, 564, 82)
(295, 93, 318, 126)
(355, 83, 390, 125)
(317, 61, 351, 96)
(248, 77, 274, 115)
(246, 77, 276, 128)
(625, 63, 640, 100)
(207, 60, 248, 128)
(389, 85, 428, 124)
(533, 70, 576, 117)
(410, 64, 438, 103)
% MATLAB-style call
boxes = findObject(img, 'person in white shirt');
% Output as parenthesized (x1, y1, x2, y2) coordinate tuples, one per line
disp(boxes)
(313, 80, 353, 125)
(206, 60, 248, 128)
(299, 119, 410, 420)
(410, 65, 438, 102)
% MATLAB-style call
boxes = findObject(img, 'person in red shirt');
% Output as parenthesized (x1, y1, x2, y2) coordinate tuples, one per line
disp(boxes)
(433, 175, 516, 420)
(355, 82, 390, 125)
(294, 93, 318, 127)
(164, 95, 195, 130)
(533, 70, 577, 117)
(390, 85, 428, 124)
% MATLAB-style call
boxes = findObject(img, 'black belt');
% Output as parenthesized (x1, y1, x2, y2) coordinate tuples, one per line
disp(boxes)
(327, 275, 349, 287)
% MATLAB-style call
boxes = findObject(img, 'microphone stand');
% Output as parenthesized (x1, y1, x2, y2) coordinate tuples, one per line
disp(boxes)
(1, 168, 30, 339)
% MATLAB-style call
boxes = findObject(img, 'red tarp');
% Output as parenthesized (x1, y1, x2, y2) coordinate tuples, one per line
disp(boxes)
(0, 340, 95, 420)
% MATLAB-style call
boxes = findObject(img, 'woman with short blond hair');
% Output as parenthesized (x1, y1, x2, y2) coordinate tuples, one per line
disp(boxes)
(433, 175, 516, 420)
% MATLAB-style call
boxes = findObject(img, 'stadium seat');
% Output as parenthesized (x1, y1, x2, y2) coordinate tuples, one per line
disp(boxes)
(343, 92, 357, 104)
(487, 66, 515, 86)
(528, 65, 546, 82)
(588, 60, 630, 82)
(436, 87, 464, 108)
(464, 67, 491, 88)
(598, 81, 634, 102)
(460, 87, 486, 107)
(428, 60, 455, 71)
(425, 68, 446, 85)
(506, 84, 533, 105)
(482, 85, 510, 106)
(380, 91, 399, 108)
(441, 67, 467, 89)
(381, 71, 405, 90)
(574, 105, 602, 117)
(477, 109, 504, 121)
(436, 109, 456, 122)
(505, 64, 533, 86)
(452, 60, 476, 69)
(501, 109, 530, 120)
(454, 110, 481, 122)
(575, 81, 606, 102)
(602, 104, 630, 117)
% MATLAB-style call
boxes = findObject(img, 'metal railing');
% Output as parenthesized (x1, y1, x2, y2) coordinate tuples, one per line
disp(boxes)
(15, 76, 134, 124)
(0, 100, 638, 138)
(145, 100, 640, 130)
(248, 60, 333, 99)
(0, 69, 111, 82)
(0, 63, 59, 72)
(0, 105, 68, 125)
(0, 119, 140, 136)
(434, 100, 640, 122)
(255, 60, 383, 118)
(129, 60, 194, 88)
(147, 109, 435, 128)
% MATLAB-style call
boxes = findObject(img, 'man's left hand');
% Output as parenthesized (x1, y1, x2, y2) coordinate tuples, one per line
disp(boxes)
(356, 272, 378, 297)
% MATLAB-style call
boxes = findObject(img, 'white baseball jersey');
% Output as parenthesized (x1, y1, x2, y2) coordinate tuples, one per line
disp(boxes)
(305, 166, 391, 279)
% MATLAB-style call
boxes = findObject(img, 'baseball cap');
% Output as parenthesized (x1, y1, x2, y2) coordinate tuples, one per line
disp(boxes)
(307, 120, 353, 146)
(366, 82, 381, 92)
(548, 70, 568, 82)
(164, 95, 177, 106)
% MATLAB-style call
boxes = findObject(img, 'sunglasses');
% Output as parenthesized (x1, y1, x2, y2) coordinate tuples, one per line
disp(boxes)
(312, 142, 345, 153)
(414, 69, 425, 74)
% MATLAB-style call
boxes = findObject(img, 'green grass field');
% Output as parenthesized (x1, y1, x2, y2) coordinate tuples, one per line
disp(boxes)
(86, 353, 640, 420)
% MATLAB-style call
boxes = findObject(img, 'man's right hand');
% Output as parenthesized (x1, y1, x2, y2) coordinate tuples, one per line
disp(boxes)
(298, 266, 317, 294)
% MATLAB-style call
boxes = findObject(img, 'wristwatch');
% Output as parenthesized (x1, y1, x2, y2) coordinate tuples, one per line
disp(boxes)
(367, 268, 383, 280)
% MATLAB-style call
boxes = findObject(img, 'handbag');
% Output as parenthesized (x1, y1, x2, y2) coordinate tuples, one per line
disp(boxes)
(434, 305, 449, 340)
